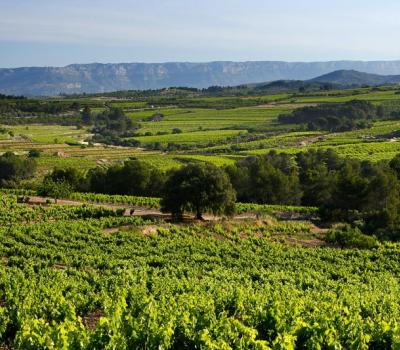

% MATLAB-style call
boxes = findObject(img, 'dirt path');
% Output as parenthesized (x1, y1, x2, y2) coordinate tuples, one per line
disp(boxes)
(26, 195, 325, 243)
(285, 237, 327, 247)
(28, 196, 127, 209)
(27, 195, 259, 221)
(25, 196, 329, 247)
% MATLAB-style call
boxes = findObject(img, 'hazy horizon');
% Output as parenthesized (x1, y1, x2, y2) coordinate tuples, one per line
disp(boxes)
(1, 0, 400, 68)
(3, 59, 400, 70)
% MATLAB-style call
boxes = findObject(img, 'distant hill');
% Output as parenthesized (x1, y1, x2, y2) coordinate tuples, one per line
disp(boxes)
(2, 60, 400, 96)
(309, 69, 400, 86)
(250, 80, 338, 92)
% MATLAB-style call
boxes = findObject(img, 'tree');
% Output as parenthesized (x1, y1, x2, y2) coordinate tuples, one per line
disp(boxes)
(336, 163, 368, 207)
(45, 167, 87, 192)
(278, 100, 376, 132)
(389, 154, 400, 179)
(0, 152, 36, 187)
(81, 106, 93, 124)
(377, 104, 385, 118)
(363, 167, 400, 233)
(91, 108, 139, 146)
(296, 149, 342, 206)
(94, 108, 133, 134)
(226, 153, 302, 205)
(298, 164, 337, 206)
(87, 167, 108, 194)
(161, 163, 236, 220)
(38, 179, 72, 204)
(87, 160, 165, 197)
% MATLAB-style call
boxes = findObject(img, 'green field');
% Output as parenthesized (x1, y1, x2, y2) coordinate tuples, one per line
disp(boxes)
(132, 129, 248, 145)
(128, 106, 291, 134)
(0, 86, 400, 174)
(0, 194, 400, 348)
(3, 124, 88, 143)
(2, 85, 400, 348)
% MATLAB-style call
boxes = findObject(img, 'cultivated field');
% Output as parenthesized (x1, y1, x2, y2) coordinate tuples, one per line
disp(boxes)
(0, 193, 399, 348)
(1, 84, 400, 348)
(2, 86, 400, 174)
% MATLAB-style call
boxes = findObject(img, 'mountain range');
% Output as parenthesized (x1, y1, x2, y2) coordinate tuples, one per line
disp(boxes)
(1, 61, 400, 96)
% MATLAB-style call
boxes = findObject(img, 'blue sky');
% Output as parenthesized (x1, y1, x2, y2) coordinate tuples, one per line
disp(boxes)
(1, 0, 400, 67)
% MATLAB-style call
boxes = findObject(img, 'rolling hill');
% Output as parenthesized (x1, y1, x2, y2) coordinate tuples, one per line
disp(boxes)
(309, 69, 400, 86)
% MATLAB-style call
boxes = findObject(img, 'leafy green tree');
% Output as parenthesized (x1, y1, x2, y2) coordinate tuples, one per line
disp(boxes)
(91, 108, 139, 146)
(363, 168, 400, 233)
(389, 154, 400, 179)
(38, 179, 72, 204)
(335, 162, 369, 208)
(87, 160, 165, 197)
(161, 163, 236, 220)
(226, 154, 301, 205)
(94, 108, 133, 134)
(296, 149, 342, 206)
(46, 167, 87, 192)
(0, 152, 36, 187)
(81, 106, 93, 125)
(87, 167, 108, 194)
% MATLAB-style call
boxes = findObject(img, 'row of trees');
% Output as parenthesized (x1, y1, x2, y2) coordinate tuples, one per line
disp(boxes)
(0, 97, 82, 118)
(227, 150, 400, 235)
(278, 100, 381, 131)
(39, 149, 400, 237)
(40, 160, 235, 220)
(39, 160, 164, 199)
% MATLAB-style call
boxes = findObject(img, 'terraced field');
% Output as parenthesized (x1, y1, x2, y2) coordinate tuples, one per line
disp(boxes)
(132, 129, 248, 145)
(4, 124, 89, 143)
(244, 120, 400, 161)
(1, 86, 400, 177)
(278, 87, 400, 104)
(129, 106, 292, 134)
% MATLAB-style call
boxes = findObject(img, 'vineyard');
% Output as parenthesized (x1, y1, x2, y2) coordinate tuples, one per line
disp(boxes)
(131, 129, 248, 146)
(0, 194, 399, 348)
(0, 190, 317, 216)
(69, 192, 161, 208)
(1, 83, 400, 348)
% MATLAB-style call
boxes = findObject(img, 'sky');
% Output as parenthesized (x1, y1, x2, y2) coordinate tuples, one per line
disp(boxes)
(1, 0, 400, 67)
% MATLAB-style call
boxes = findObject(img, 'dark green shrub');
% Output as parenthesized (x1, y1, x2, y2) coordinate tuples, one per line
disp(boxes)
(325, 224, 378, 249)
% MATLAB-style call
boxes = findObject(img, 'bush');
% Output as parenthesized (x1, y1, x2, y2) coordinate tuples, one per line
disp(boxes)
(325, 224, 378, 249)
(0, 152, 36, 185)
(28, 149, 41, 158)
